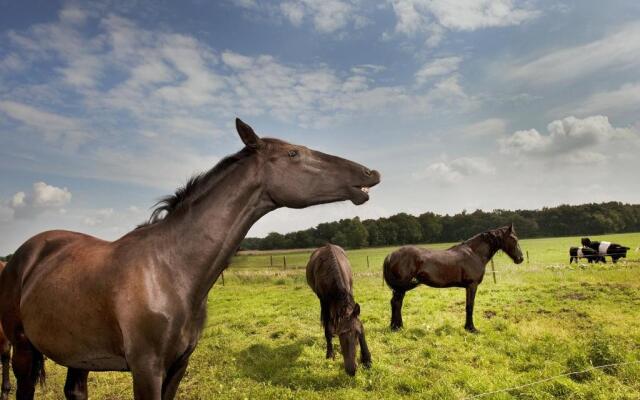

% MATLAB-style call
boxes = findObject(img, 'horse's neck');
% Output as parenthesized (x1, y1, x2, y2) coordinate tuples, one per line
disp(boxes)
(466, 234, 499, 264)
(151, 157, 275, 306)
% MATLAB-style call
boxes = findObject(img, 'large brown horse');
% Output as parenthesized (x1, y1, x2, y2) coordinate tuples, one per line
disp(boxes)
(306, 244, 371, 376)
(383, 224, 523, 332)
(0, 261, 10, 400)
(0, 119, 380, 400)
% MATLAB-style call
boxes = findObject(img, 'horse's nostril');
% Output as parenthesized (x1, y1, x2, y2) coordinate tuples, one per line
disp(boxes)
(363, 168, 372, 176)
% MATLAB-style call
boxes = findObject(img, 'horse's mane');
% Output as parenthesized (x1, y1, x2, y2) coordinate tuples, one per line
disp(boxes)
(456, 227, 505, 253)
(137, 148, 253, 228)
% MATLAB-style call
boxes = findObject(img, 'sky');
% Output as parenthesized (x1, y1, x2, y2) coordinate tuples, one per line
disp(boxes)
(1, 0, 640, 253)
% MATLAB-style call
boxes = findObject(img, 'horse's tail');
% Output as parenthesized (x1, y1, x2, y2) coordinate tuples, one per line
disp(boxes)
(382, 255, 393, 288)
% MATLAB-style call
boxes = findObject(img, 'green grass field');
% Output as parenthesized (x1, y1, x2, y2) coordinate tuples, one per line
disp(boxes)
(34, 233, 640, 399)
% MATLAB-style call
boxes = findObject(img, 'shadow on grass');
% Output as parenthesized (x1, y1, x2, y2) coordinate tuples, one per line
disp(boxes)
(236, 337, 358, 390)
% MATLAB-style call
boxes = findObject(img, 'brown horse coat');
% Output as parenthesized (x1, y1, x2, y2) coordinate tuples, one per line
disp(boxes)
(0, 119, 380, 400)
(384, 225, 523, 332)
(306, 244, 371, 376)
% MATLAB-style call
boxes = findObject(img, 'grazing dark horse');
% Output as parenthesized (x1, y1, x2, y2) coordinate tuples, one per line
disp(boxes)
(581, 238, 630, 263)
(0, 261, 10, 400)
(383, 224, 524, 332)
(569, 246, 598, 264)
(306, 244, 371, 376)
(0, 119, 380, 400)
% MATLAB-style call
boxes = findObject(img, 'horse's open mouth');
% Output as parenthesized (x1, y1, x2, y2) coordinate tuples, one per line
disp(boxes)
(349, 170, 380, 205)
(349, 186, 372, 205)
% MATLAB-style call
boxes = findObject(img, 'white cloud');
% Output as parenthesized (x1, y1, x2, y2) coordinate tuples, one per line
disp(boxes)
(0, 100, 88, 147)
(507, 22, 640, 86)
(415, 56, 461, 85)
(0, 8, 475, 191)
(83, 208, 114, 226)
(7, 182, 72, 219)
(221, 51, 253, 70)
(563, 82, 640, 117)
(414, 156, 494, 184)
(499, 115, 637, 164)
(280, 2, 305, 26)
(462, 118, 507, 136)
(233, 0, 368, 34)
(390, 0, 540, 47)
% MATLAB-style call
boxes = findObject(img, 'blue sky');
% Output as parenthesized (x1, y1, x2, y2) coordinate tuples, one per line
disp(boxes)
(1, 0, 640, 253)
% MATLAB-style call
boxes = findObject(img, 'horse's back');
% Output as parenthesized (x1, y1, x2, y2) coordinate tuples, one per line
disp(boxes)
(306, 244, 352, 297)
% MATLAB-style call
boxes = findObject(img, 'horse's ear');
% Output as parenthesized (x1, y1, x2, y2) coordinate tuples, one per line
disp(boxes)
(236, 118, 262, 149)
(352, 303, 360, 317)
(508, 223, 514, 233)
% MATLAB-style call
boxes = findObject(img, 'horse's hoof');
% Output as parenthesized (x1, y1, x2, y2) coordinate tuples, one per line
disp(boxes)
(465, 326, 479, 333)
(390, 324, 402, 331)
(362, 359, 372, 369)
(326, 352, 334, 359)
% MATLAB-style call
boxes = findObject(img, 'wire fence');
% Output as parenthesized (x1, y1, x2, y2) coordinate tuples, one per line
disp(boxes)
(465, 360, 640, 399)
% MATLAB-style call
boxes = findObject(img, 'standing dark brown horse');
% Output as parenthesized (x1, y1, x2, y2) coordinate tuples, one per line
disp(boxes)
(0, 261, 10, 400)
(383, 224, 523, 332)
(306, 244, 371, 376)
(0, 119, 380, 400)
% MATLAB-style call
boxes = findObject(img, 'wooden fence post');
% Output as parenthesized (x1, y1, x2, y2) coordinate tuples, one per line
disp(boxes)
(283, 255, 287, 270)
(270, 255, 273, 268)
(367, 255, 370, 270)
(491, 259, 496, 284)
(221, 271, 225, 286)
(526, 251, 530, 264)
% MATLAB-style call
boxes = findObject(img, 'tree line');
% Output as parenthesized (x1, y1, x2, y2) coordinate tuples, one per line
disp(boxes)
(241, 202, 640, 250)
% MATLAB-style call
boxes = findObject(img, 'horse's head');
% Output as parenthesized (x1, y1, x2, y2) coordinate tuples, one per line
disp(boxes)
(499, 223, 524, 264)
(236, 119, 381, 209)
(337, 303, 363, 376)
(581, 237, 592, 247)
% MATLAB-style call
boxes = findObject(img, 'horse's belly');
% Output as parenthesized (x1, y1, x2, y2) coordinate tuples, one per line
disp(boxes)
(20, 280, 126, 371)
(58, 354, 129, 372)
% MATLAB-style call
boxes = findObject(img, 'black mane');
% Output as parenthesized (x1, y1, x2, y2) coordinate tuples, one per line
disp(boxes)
(138, 148, 253, 228)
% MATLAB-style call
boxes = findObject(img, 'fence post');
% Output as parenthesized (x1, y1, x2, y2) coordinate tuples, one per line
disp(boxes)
(283, 255, 287, 270)
(221, 271, 225, 286)
(491, 259, 496, 284)
(270, 255, 273, 268)
(526, 250, 530, 264)
(367, 255, 370, 270)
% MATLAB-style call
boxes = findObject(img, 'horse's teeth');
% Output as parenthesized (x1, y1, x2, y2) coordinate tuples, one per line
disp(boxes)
(361, 187, 369, 193)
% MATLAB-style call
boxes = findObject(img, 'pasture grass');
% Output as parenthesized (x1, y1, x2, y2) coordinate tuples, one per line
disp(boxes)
(34, 233, 640, 399)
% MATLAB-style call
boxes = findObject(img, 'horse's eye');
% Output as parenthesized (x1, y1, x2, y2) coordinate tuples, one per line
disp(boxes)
(288, 150, 298, 158)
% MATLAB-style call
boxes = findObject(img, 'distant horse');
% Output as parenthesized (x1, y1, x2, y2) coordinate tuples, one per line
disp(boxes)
(569, 246, 598, 264)
(384, 224, 524, 332)
(0, 119, 380, 400)
(0, 261, 9, 400)
(306, 244, 371, 376)
(581, 238, 630, 263)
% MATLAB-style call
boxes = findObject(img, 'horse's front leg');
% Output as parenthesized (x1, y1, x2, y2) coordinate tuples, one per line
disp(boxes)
(131, 363, 164, 400)
(358, 330, 372, 368)
(324, 323, 335, 360)
(464, 283, 478, 333)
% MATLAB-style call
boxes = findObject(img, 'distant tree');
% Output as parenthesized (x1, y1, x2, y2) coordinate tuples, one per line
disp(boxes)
(363, 219, 384, 247)
(418, 212, 443, 243)
(389, 213, 422, 244)
(241, 202, 640, 250)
